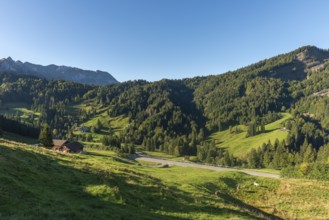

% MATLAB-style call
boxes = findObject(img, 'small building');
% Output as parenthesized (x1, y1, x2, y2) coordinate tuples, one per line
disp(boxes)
(52, 139, 69, 151)
(52, 139, 84, 153)
(76, 126, 90, 133)
(62, 142, 84, 153)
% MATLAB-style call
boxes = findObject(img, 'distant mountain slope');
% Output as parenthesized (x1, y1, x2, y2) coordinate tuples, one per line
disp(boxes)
(258, 45, 329, 80)
(0, 57, 118, 85)
(184, 46, 329, 129)
(196, 45, 329, 82)
(2, 45, 329, 161)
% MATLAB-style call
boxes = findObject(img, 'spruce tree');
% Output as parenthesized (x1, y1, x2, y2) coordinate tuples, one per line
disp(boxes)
(303, 143, 316, 163)
(87, 133, 93, 142)
(263, 150, 271, 167)
(96, 119, 102, 130)
(261, 121, 265, 133)
(39, 124, 53, 148)
(224, 152, 231, 166)
(246, 120, 257, 137)
(247, 149, 259, 168)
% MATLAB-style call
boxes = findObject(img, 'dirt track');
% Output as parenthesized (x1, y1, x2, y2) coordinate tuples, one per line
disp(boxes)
(135, 156, 280, 179)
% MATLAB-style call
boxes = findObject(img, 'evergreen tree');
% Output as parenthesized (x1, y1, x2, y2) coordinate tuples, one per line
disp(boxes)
(271, 143, 283, 169)
(39, 123, 53, 148)
(128, 144, 135, 154)
(263, 149, 271, 167)
(303, 143, 316, 163)
(223, 152, 232, 166)
(198, 129, 205, 141)
(261, 120, 265, 133)
(317, 144, 329, 163)
(174, 145, 180, 156)
(247, 149, 259, 168)
(246, 121, 257, 137)
(96, 119, 102, 131)
(87, 133, 93, 142)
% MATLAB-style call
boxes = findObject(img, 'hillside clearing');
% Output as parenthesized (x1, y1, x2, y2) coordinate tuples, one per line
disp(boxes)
(210, 113, 292, 157)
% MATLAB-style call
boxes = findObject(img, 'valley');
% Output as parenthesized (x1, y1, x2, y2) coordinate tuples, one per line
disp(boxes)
(2, 46, 329, 219)
(2, 1, 329, 218)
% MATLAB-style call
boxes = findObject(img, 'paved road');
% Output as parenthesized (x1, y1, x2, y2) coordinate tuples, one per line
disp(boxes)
(135, 156, 280, 179)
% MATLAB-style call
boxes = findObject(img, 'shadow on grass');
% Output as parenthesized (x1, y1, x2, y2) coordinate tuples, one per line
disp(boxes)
(2, 132, 37, 145)
(199, 178, 283, 220)
(260, 129, 277, 134)
(216, 192, 283, 220)
(0, 145, 273, 220)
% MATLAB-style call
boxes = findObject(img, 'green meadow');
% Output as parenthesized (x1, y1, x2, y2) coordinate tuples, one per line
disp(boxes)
(69, 102, 129, 143)
(210, 113, 292, 157)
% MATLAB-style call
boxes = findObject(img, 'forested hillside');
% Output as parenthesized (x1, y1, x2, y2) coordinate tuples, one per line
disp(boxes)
(1, 45, 329, 178)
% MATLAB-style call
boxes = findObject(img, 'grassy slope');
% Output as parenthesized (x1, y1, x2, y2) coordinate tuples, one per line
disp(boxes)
(210, 113, 292, 157)
(82, 114, 128, 133)
(70, 102, 129, 143)
(79, 114, 128, 143)
(2, 131, 37, 145)
(69, 102, 129, 133)
(1, 138, 329, 219)
(0, 139, 259, 220)
(138, 162, 329, 219)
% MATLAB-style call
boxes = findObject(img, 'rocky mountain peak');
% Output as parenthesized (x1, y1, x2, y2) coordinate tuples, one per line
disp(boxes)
(294, 46, 329, 73)
(296, 46, 329, 62)
(0, 57, 119, 85)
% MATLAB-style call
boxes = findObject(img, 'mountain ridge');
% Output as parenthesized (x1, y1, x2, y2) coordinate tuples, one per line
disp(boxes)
(214, 45, 329, 81)
(0, 57, 119, 85)
(1, 46, 328, 85)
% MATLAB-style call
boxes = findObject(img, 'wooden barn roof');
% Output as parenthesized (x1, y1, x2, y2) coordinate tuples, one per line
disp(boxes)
(64, 142, 84, 152)
(53, 139, 68, 147)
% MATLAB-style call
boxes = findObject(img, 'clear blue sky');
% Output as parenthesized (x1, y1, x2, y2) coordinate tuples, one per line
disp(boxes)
(0, 0, 328, 82)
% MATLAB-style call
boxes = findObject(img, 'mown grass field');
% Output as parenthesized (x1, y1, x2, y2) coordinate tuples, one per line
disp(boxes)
(1, 137, 329, 219)
(210, 113, 292, 157)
